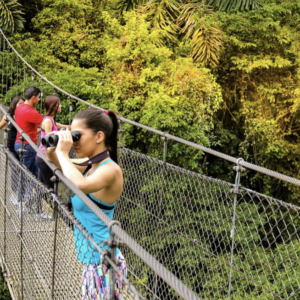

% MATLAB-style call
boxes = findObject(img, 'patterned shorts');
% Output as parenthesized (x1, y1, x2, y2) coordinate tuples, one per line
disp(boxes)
(81, 252, 127, 300)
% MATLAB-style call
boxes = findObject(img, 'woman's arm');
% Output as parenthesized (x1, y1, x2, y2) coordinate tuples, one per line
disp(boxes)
(56, 123, 71, 130)
(54, 129, 114, 193)
(0, 116, 7, 129)
(43, 118, 54, 135)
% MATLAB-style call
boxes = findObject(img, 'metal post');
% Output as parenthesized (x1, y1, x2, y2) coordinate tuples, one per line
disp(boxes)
(17, 136, 26, 300)
(227, 158, 245, 300)
(109, 238, 116, 300)
(118, 118, 124, 168)
(51, 176, 59, 299)
(153, 134, 168, 300)
(105, 221, 122, 300)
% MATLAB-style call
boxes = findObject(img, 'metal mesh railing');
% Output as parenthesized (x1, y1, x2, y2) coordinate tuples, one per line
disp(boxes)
(0, 106, 200, 300)
(115, 148, 300, 300)
(0, 145, 141, 300)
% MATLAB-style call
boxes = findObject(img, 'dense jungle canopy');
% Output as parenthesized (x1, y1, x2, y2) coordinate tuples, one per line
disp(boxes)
(1, 0, 300, 203)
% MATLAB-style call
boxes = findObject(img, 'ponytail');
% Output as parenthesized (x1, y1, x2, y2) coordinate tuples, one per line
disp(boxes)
(107, 111, 119, 164)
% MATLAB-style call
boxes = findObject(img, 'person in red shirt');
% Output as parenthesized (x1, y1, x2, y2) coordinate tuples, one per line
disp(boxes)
(14, 86, 43, 177)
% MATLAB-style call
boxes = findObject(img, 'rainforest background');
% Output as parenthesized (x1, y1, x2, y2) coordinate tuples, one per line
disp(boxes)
(1, 1, 300, 299)
(1, 0, 299, 203)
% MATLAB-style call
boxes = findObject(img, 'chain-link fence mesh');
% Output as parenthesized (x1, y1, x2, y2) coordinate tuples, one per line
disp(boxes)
(115, 147, 300, 300)
(0, 144, 144, 300)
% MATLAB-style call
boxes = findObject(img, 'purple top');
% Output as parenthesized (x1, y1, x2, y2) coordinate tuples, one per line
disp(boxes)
(37, 116, 58, 157)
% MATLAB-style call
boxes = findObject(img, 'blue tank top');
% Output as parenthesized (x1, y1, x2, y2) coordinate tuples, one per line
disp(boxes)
(71, 159, 119, 264)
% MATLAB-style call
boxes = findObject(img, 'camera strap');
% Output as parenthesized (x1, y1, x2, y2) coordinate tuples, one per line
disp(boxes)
(73, 150, 110, 173)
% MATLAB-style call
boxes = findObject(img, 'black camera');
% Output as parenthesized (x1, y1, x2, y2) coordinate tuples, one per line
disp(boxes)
(42, 131, 81, 148)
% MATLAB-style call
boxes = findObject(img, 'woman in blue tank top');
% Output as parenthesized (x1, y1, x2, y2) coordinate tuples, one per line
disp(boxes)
(45, 108, 126, 300)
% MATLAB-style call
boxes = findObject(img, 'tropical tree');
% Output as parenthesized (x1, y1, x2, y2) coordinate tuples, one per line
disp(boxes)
(0, 0, 24, 32)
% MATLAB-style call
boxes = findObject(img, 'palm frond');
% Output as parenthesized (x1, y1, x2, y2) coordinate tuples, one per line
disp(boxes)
(207, 0, 262, 12)
(0, 0, 25, 32)
(178, 2, 223, 66)
(141, 0, 180, 42)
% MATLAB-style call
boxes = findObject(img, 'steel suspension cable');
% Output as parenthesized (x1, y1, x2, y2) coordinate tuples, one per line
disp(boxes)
(0, 29, 300, 189)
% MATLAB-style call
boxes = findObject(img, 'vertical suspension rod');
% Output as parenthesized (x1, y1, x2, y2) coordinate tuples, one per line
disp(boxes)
(2, 37, 5, 97)
(40, 80, 43, 113)
(227, 158, 245, 300)
(10, 47, 13, 99)
(16, 57, 19, 92)
(23, 63, 26, 98)
(6, 43, 9, 95)
(51, 176, 59, 300)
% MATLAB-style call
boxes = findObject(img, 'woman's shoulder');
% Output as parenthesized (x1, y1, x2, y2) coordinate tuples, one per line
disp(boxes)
(41, 116, 54, 128)
(94, 160, 123, 178)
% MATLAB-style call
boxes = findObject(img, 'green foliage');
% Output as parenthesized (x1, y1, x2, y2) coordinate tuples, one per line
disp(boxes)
(117, 0, 146, 12)
(210, 0, 300, 201)
(0, 272, 11, 300)
(1, 0, 300, 299)
(0, 0, 25, 32)
(207, 0, 262, 12)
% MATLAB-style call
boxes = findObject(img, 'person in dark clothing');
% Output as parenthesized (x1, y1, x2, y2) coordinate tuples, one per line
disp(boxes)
(0, 96, 25, 158)
(0, 96, 25, 206)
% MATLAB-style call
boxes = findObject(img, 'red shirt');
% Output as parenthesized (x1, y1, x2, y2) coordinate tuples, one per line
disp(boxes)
(15, 104, 43, 145)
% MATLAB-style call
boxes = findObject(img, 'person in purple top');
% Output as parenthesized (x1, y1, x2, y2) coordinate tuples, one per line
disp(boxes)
(36, 95, 69, 189)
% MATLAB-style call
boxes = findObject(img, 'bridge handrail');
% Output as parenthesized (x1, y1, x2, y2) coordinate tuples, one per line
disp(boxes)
(1, 29, 300, 188)
(0, 104, 201, 300)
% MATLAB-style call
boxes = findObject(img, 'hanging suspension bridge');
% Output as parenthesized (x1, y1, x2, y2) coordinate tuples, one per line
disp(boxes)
(0, 28, 299, 300)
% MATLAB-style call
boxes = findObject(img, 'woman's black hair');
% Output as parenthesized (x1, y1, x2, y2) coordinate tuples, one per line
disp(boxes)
(7, 96, 24, 116)
(73, 108, 119, 164)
